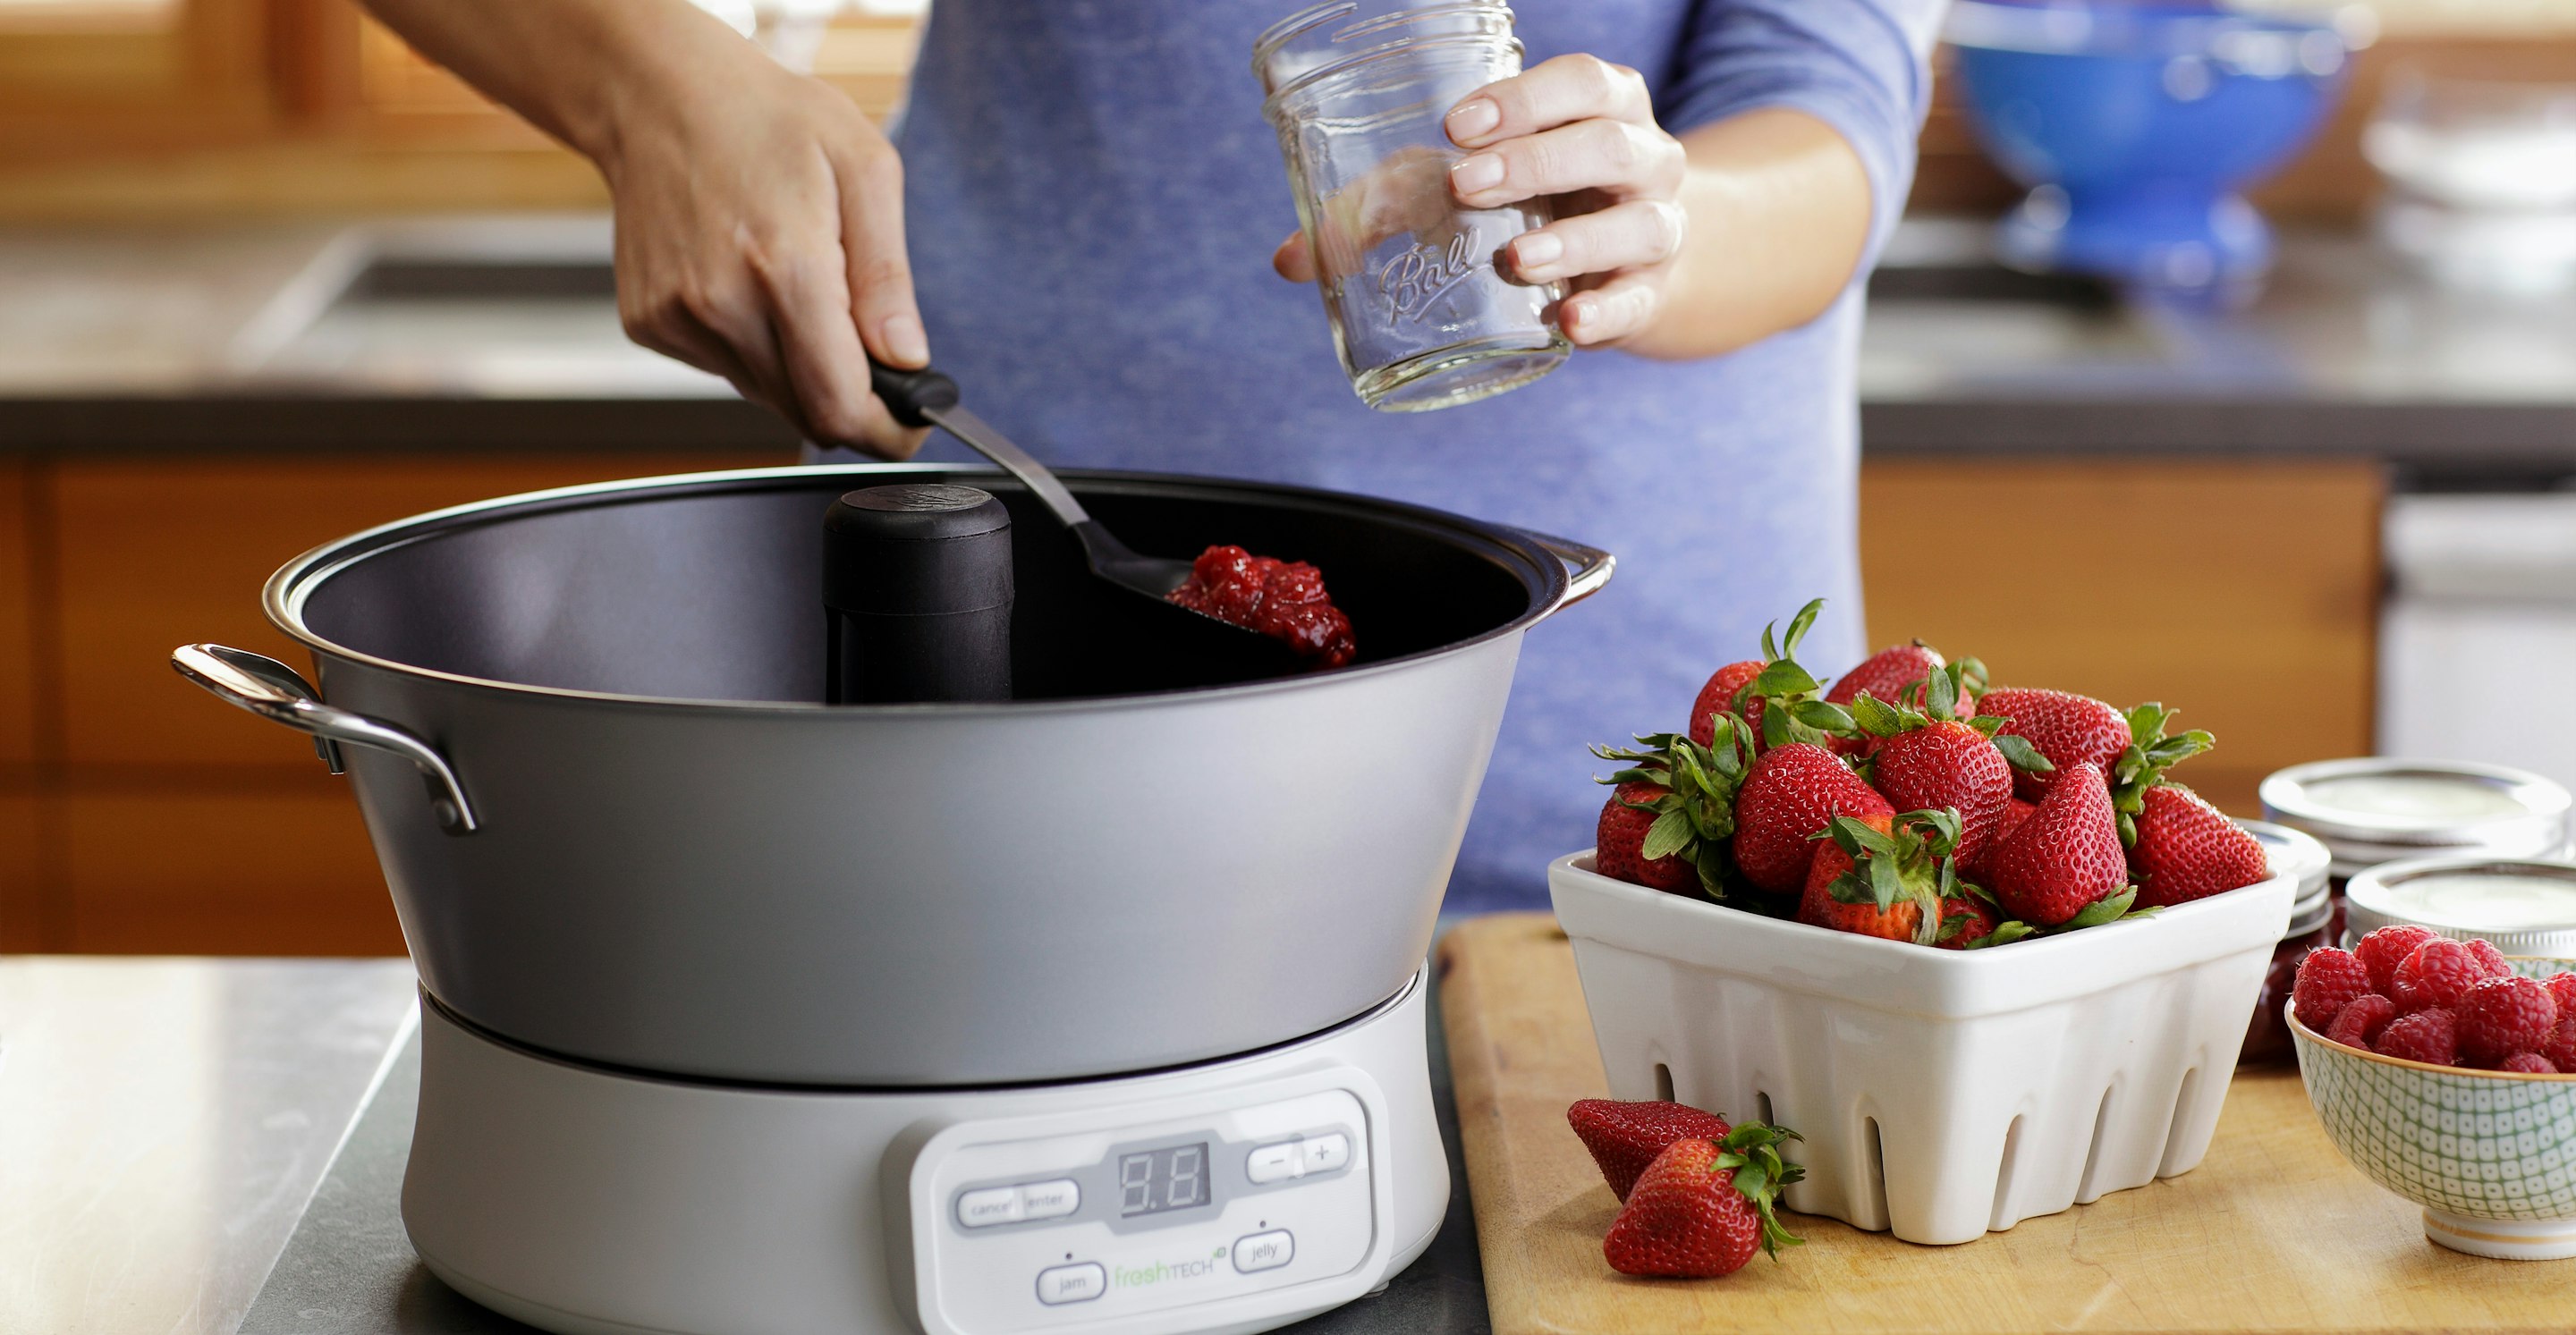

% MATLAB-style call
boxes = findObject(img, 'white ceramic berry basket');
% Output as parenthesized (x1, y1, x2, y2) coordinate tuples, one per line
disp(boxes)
(2289, 959, 2576, 1262)
(1548, 850, 2297, 1246)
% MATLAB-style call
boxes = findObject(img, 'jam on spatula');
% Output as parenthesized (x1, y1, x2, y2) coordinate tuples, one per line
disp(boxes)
(1168, 545, 1357, 670)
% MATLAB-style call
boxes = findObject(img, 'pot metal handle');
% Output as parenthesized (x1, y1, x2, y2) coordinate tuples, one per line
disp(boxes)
(1518, 528, 1615, 616)
(171, 644, 479, 835)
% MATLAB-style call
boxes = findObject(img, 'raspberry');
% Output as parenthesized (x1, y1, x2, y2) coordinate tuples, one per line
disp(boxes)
(2354, 925, 2436, 996)
(2460, 976, 2559, 1066)
(2500, 1052, 2560, 1075)
(2464, 938, 2511, 978)
(2376, 1009, 2460, 1066)
(2548, 1015, 2576, 1072)
(2546, 972, 2576, 1018)
(2393, 938, 2487, 1013)
(2292, 948, 2372, 1030)
(2324, 994, 2397, 1051)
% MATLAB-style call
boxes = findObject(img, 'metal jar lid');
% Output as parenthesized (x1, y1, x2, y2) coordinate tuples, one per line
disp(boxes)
(2259, 758, 2572, 878)
(2344, 856, 2576, 956)
(2238, 817, 2332, 911)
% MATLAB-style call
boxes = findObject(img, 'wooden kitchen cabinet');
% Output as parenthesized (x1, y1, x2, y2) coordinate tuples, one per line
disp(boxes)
(1858, 459, 2384, 816)
(0, 457, 35, 771)
(61, 783, 394, 954)
(53, 451, 765, 770)
(21, 449, 767, 954)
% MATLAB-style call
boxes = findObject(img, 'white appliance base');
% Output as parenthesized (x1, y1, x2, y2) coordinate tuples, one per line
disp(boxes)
(403, 968, 1447, 1335)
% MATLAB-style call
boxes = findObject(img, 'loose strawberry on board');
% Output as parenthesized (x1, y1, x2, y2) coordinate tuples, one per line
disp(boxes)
(1590, 721, 1757, 899)
(1731, 743, 1894, 895)
(1845, 663, 2048, 872)
(1567, 1099, 1733, 1203)
(1601, 1123, 1805, 1280)
(1979, 688, 2131, 801)
(1981, 761, 2134, 927)
(1688, 599, 1859, 754)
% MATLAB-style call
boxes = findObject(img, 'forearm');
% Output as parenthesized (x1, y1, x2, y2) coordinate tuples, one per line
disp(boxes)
(354, 0, 752, 165)
(1622, 108, 1876, 361)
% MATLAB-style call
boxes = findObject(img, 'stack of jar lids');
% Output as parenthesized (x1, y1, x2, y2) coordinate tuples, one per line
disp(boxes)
(2345, 857, 2576, 959)
(2258, 758, 2573, 882)
(2238, 817, 2333, 942)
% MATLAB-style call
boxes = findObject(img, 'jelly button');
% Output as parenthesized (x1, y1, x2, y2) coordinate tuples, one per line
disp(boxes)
(1233, 1229, 1295, 1273)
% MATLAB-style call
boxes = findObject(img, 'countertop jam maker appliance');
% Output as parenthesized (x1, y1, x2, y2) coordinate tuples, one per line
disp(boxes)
(173, 464, 1609, 1335)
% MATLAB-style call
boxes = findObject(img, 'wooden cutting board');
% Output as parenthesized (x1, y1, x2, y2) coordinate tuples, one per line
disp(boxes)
(1436, 912, 2576, 1334)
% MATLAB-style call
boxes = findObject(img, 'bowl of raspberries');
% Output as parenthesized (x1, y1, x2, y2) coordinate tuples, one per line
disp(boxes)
(2290, 927, 2576, 1259)
(1552, 599, 2297, 1245)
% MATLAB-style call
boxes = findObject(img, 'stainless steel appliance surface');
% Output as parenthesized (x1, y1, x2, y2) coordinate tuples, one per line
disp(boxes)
(177, 464, 1609, 1086)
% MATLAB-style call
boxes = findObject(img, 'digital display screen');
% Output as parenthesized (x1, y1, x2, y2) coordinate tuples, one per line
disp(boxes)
(1117, 1143, 1211, 1217)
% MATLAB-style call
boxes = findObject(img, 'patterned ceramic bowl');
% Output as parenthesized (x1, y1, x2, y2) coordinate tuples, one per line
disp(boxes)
(2289, 958, 2576, 1260)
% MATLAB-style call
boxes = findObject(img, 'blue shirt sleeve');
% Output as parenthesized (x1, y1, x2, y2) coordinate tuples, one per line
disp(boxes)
(1657, 0, 1948, 264)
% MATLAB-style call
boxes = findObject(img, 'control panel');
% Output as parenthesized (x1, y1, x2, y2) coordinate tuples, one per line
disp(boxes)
(902, 1077, 1383, 1334)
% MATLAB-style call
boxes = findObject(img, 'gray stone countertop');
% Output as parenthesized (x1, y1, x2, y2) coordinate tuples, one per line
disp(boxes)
(4, 213, 2572, 481)
(0, 953, 1490, 1335)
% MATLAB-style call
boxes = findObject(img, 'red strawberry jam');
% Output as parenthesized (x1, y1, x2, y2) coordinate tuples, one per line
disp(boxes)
(1168, 545, 1357, 670)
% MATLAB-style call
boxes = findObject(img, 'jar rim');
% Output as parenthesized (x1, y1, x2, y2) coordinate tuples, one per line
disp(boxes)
(1253, 0, 1519, 105)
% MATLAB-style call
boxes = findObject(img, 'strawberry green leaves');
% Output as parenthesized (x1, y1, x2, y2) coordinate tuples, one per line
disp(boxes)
(1816, 808, 1964, 947)
(1594, 716, 1757, 899)
(2109, 702, 2216, 847)
(1714, 1120, 1808, 1260)
(1739, 599, 1858, 751)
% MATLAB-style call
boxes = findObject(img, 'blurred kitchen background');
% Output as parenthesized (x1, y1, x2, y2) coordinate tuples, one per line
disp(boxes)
(0, 0, 2570, 958)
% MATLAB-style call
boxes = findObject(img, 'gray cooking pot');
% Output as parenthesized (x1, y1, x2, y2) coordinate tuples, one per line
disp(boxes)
(175, 465, 1608, 1086)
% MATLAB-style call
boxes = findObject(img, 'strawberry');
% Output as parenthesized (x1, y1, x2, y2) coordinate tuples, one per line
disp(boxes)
(1601, 1123, 1804, 1279)
(1731, 743, 1894, 895)
(1590, 724, 1755, 898)
(2376, 1008, 2459, 1065)
(1826, 640, 1958, 710)
(2499, 1052, 2559, 1074)
(1689, 599, 1857, 754)
(2127, 785, 2267, 907)
(2459, 976, 2558, 1067)
(2355, 925, 2439, 998)
(2393, 938, 2495, 1013)
(1963, 798, 2037, 883)
(2292, 948, 2373, 1030)
(1689, 660, 1766, 749)
(1979, 688, 2130, 801)
(1799, 808, 1980, 947)
(1981, 761, 2131, 927)
(2324, 993, 2397, 1051)
(1567, 1099, 1733, 1203)
(1933, 893, 2003, 949)
(1845, 663, 2040, 871)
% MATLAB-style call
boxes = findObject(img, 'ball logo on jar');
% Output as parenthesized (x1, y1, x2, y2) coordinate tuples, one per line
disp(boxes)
(1377, 228, 1484, 324)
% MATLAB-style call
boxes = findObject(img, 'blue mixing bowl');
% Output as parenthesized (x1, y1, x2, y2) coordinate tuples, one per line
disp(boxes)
(1946, 0, 2363, 292)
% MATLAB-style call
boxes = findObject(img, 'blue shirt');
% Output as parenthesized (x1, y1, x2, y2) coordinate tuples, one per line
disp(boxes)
(887, 0, 1941, 912)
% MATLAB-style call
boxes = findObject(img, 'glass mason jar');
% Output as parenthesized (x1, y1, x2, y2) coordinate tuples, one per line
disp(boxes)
(1254, 0, 1570, 412)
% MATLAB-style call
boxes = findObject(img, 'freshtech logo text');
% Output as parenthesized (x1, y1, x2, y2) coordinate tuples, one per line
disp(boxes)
(1113, 1246, 1228, 1289)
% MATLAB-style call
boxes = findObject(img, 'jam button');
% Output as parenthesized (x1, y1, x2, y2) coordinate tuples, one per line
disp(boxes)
(1036, 1262, 1106, 1305)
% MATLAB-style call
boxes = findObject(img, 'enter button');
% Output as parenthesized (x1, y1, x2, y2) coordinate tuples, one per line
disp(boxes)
(1233, 1229, 1295, 1274)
